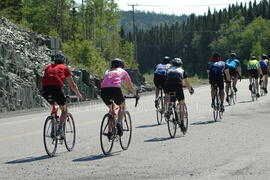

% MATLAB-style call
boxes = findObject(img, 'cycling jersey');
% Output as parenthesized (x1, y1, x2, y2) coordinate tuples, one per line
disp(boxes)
(101, 68, 131, 88)
(165, 66, 187, 85)
(247, 60, 259, 70)
(259, 59, 269, 69)
(42, 64, 72, 88)
(154, 63, 168, 76)
(225, 58, 240, 69)
(207, 61, 225, 75)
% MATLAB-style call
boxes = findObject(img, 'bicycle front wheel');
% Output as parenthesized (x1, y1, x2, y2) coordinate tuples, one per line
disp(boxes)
(43, 116, 58, 157)
(120, 111, 132, 150)
(100, 114, 114, 155)
(167, 108, 177, 138)
(156, 97, 163, 125)
(64, 113, 76, 151)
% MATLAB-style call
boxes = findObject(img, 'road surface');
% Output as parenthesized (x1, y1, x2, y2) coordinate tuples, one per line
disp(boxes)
(1, 80, 270, 180)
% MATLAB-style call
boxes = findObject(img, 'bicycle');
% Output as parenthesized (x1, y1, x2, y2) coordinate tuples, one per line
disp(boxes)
(155, 87, 165, 125)
(43, 96, 76, 157)
(212, 84, 223, 121)
(250, 77, 258, 101)
(166, 92, 188, 138)
(100, 95, 139, 155)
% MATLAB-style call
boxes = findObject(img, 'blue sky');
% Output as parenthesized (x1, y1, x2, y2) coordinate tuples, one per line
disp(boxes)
(75, 0, 259, 15)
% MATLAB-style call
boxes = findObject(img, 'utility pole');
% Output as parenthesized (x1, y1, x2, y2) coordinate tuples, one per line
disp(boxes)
(128, 4, 138, 62)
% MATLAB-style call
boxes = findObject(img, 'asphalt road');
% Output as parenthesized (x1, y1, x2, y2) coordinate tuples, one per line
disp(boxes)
(1, 79, 270, 180)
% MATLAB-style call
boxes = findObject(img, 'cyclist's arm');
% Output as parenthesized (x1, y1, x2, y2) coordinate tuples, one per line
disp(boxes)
(183, 78, 192, 92)
(237, 66, 242, 76)
(126, 80, 137, 96)
(66, 76, 83, 100)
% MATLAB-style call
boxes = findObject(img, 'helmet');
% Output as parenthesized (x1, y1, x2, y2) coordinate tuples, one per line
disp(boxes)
(262, 54, 268, 59)
(251, 56, 256, 59)
(111, 58, 124, 68)
(171, 58, 183, 67)
(163, 56, 171, 64)
(53, 53, 66, 64)
(231, 53, 237, 58)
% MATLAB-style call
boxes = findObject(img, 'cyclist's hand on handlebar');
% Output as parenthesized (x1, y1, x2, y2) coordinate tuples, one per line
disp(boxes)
(77, 93, 83, 101)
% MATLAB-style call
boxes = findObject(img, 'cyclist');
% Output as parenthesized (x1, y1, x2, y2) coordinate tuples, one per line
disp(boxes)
(259, 54, 269, 94)
(207, 53, 226, 112)
(42, 53, 83, 136)
(154, 56, 171, 108)
(225, 53, 242, 103)
(247, 56, 260, 97)
(164, 58, 194, 133)
(100, 58, 137, 139)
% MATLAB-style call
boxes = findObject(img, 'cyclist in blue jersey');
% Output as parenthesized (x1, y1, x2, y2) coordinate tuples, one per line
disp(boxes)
(207, 53, 227, 112)
(259, 54, 269, 93)
(225, 53, 242, 103)
(154, 56, 171, 107)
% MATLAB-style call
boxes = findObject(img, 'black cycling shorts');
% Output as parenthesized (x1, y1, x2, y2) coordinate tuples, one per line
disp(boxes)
(154, 74, 166, 89)
(101, 87, 125, 105)
(248, 69, 259, 79)
(164, 83, 184, 101)
(41, 85, 66, 106)
(261, 68, 269, 76)
(209, 74, 224, 90)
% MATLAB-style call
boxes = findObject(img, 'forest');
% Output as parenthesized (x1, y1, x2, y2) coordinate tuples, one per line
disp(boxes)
(1, 0, 270, 78)
(126, 0, 270, 77)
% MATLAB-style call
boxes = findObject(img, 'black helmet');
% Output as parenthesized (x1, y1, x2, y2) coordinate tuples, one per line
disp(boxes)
(171, 58, 183, 67)
(53, 53, 66, 64)
(163, 56, 171, 64)
(111, 58, 124, 68)
(251, 56, 256, 59)
(231, 53, 237, 58)
(262, 54, 268, 59)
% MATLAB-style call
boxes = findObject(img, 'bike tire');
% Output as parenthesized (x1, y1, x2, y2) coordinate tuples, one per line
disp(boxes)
(43, 116, 58, 157)
(120, 111, 132, 150)
(64, 113, 76, 151)
(100, 114, 114, 155)
(167, 107, 177, 138)
(156, 97, 163, 125)
(182, 104, 188, 135)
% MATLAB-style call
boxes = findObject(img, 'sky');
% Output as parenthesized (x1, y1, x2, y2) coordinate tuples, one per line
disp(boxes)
(115, 0, 258, 15)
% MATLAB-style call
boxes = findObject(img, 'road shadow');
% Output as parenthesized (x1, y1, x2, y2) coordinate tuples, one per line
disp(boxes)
(238, 100, 253, 104)
(73, 152, 120, 162)
(191, 120, 218, 125)
(136, 124, 161, 128)
(5, 155, 49, 164)
(144, 136, 183, 142)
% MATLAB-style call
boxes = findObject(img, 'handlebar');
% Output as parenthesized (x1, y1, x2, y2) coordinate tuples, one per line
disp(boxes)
(124, 95, 140, 107)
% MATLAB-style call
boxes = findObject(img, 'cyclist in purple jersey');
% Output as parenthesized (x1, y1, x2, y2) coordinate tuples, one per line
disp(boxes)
(259, 54, 269, 93)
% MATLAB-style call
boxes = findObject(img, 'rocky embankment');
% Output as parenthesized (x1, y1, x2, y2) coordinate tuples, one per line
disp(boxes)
(0, 17, 152, 113)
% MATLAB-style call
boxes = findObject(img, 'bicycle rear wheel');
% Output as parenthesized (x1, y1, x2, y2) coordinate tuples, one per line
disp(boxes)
(156, 96, 163, 125)
(167, 107, 177, 138)
(64, 113, 76, 151)
(120, 111, 132, 150)
(43, 116, 58, 157)
(100, 114, 114, 155)
(213, 94, 219, 122)
(182, 104, 188, 134)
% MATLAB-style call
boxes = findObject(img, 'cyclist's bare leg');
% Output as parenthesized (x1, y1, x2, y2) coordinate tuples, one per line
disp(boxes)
(155, 87, 160, 99)
(264, 75, 268, 89)
(224, 69, 230, 97)
(255, 79, 259, 93)
(117, 103, 125, 123)
(59, 104, 68, 125)
(107, 104, 116, 133)
(211, 85, 216, 100)
(219, 88, 225, 105)
(233, 75, 238, 87)
(164, 93, 170, 114)
(179, 100, 185, 121)
(249, 76, 252, 84)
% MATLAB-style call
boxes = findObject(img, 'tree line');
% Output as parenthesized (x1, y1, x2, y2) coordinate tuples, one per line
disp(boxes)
(0, 0, 137, 76)
(126, 0, 270, 77)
